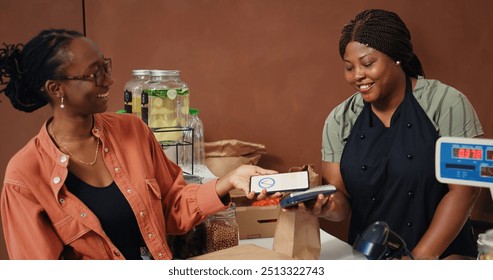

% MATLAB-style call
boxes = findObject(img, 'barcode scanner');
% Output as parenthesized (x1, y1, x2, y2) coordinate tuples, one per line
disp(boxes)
(353, 221, 414, 260)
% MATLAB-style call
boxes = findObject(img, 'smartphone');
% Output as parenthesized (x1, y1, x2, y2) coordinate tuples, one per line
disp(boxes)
(249, 171, 310, 194)
(280, 185, 337, 208)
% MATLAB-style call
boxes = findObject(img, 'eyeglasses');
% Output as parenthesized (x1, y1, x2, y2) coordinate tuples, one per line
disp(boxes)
(57, 58, 112, 86)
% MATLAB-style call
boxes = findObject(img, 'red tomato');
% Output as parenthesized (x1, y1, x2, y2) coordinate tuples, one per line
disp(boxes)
(251, 197, 281, 206)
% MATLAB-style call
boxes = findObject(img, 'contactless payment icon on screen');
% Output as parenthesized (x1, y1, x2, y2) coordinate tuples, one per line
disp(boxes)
(258, 177, 276, 189)
(249, 171, 310, 194)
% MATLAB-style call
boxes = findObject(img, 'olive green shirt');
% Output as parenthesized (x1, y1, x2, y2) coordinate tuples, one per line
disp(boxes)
(322, 77, 483, 162)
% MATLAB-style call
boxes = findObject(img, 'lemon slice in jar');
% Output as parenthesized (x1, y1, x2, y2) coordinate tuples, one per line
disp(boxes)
(167, 89, 177, 100)
(153, 97, 163, 107)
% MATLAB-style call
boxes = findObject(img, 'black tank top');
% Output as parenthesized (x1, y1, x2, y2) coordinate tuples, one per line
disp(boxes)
(65, 172, 143, 260)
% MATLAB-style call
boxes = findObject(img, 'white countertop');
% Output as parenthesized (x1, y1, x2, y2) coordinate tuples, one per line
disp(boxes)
(190, 165, 366, 260)
(240, 229, 366, 260)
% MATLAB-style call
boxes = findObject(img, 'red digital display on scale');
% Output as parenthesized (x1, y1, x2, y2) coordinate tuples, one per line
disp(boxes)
(452, 147, 483, 160)
(487, 150, 493, 161)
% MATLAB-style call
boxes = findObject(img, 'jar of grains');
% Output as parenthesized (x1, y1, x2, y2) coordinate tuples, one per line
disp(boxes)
(477, 229, 493, 260)
(167, 222, 207, 259)
(205, 203, 239, 253)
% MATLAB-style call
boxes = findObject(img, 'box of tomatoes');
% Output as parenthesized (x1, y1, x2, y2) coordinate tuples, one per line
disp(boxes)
(230, 189, 281, 239)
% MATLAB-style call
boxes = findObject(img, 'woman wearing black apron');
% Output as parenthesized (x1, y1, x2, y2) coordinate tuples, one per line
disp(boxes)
(313, 9, 483, 259)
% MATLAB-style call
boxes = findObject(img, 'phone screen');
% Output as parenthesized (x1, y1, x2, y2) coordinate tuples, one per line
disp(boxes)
(249, 171, 310, 193)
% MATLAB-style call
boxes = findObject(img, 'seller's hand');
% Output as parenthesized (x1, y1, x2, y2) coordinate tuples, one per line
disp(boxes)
(283, 192, 336, 217)
(215, 165, 279, 199)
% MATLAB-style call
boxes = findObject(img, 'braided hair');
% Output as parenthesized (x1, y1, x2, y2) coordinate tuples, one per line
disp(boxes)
(0, 29, 83, 112)
(339, 9, 424, 78)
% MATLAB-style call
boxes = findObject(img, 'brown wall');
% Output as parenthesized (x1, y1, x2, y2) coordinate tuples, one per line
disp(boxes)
(1, 0, 492, 260)
(0, 0, 84, 260)
(85, 0, 493, 172)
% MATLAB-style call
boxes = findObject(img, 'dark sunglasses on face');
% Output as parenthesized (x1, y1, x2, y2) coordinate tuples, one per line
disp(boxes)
(57, 58, 112, 87)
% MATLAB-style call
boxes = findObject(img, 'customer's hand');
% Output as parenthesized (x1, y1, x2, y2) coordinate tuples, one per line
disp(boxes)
(215, 165, 279, 199)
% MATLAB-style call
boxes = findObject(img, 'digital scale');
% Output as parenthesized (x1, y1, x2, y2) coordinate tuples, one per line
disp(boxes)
(436, 137, 493, 199)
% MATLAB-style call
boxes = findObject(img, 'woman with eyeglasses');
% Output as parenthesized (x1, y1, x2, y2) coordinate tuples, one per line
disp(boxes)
(0, 29, 277, 260)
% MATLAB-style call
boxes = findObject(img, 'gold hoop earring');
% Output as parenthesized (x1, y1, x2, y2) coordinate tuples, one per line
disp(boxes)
(60, 96, 65, 109)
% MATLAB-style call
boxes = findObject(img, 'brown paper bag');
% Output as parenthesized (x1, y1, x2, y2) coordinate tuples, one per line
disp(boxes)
(272, 165, 321, 260)
(204, 139, 266, 177)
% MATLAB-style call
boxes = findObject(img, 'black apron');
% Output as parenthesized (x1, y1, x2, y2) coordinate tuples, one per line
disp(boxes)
(340, 77, 476, 258)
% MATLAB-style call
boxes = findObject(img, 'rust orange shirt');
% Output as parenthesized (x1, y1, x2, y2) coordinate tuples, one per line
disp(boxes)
(1, 113, 227, 260)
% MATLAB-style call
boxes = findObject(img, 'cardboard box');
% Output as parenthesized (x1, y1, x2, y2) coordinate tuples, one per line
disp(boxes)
(231, 190, 280, 239)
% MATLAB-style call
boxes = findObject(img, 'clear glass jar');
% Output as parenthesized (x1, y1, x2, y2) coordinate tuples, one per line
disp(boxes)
(123, 69, 150, 118)
(181, 108, 206, 175)
(167, 222, 207, 259)
(477, 229, 493, 260)
(165, 173, 207, 259)
(204, 203, 239, 253)
(172, 70, 190, 128)
(142, 70, 181, 144)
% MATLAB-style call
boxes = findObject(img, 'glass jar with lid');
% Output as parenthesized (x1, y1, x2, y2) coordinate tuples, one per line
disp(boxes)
(142, 70, 181, 144)
(123, 69, 150, 118)
(204, 203, 239, 253)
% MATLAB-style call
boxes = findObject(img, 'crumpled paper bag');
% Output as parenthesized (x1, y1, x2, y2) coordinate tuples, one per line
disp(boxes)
(204, 139, 266, 177)
(272, 164, 321, 259)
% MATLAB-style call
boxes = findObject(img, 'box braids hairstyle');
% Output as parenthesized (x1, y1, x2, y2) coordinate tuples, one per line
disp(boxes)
(338, 9, 424, 78)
